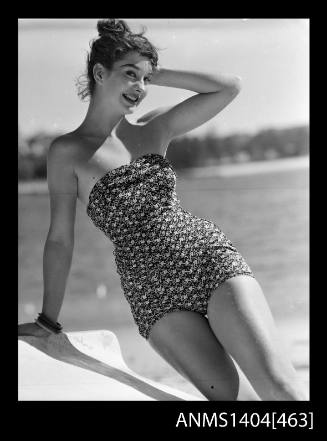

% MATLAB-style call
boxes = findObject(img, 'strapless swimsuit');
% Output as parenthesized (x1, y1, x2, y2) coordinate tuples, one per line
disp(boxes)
(87, 153, 254, 339)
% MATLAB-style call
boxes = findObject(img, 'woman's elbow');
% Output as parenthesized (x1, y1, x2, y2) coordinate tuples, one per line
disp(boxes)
(230, 76, 242, 94)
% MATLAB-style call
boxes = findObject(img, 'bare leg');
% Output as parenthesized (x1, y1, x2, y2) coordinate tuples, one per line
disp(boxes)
(207, 275, 308, 400)
(148, 310, 260, 400)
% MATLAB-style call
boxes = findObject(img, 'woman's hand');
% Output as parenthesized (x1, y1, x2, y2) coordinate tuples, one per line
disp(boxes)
(150, 63, 161, 81)
(18, 322, 52, 338)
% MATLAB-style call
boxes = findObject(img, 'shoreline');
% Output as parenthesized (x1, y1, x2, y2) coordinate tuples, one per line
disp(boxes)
(184, 155, 309, 178)
(18, 155, 309, 195)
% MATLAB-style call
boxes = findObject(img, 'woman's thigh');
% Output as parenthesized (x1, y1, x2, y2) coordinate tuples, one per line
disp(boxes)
(207, 275, 301, 399)
(149, 310, 247, 400)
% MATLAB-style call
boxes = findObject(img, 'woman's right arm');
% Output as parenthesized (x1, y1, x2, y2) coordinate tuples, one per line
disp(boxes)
(41, 138, 78, 323)
(18, 138, 78, 336)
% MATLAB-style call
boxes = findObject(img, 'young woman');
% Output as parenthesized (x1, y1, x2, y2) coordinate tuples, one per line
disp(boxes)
(18, 19, 307, 401)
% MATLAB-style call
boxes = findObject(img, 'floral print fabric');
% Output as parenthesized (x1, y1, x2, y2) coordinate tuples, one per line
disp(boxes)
(87, 153, 254, 339)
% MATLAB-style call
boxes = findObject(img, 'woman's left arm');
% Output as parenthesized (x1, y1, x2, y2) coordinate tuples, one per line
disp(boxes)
(150, 68, 241, 139)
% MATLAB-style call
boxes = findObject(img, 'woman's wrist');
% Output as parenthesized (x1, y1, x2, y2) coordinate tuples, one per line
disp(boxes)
(35, 312, 63, 334)
(150, 67, 176, 87)
(150, 64, 163, 85)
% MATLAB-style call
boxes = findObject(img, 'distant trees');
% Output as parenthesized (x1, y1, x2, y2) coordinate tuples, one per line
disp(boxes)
(166, 125, 309, 169)
(18, 131, 59, 180)
(242, 126, 309, 161)
(18, 125, 309, 180)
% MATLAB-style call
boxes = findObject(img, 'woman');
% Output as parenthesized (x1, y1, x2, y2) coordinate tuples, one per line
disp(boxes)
(18, 19, 307, 401)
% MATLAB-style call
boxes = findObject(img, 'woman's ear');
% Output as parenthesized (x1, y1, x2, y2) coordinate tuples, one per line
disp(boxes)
(93, 63, 105, 85)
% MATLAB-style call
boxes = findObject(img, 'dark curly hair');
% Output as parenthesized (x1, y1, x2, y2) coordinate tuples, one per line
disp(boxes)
(76, 19, 159, 101)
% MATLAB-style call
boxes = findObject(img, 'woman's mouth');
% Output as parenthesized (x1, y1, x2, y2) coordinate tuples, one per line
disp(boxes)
(122, 93, 140, 106)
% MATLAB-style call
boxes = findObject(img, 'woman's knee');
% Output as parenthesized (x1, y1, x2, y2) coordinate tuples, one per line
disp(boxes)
(260, 371, 307, 400)
(243, 345, 306, 400)
(205, 366, 240, 401)
(148, 310, 241, 400)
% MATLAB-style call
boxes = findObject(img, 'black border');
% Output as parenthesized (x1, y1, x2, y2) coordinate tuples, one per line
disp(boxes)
(16, 14, 319, 435)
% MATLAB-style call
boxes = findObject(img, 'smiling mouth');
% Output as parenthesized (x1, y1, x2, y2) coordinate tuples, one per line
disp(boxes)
(122, 93, 140, 106)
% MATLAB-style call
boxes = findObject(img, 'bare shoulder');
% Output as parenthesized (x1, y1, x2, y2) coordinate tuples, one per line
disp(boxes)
(48, 133, 84, 162)
(47, 133, 81, 196)
(46, 133, 79, 243)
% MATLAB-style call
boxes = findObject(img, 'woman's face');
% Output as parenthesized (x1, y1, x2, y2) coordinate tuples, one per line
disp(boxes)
(100, 51, 154, 114)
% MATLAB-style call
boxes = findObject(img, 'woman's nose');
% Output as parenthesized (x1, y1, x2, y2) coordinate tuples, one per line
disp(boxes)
(134, 80, 146, 92)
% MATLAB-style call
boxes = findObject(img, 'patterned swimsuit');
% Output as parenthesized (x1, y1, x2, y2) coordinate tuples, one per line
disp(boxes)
(87, 153, 254, 339)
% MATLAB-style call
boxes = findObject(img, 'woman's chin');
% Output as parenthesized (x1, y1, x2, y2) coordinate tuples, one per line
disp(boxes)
(120, 96, 142, 114)
(122, 105, 137, 115)
(119, 96, 135, 113)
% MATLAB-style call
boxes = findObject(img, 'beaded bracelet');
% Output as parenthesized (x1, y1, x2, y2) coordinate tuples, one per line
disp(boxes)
(35, 313, 63, 334)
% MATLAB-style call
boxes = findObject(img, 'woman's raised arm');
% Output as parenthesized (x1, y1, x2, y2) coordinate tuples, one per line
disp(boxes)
(150, 68, 241, 139)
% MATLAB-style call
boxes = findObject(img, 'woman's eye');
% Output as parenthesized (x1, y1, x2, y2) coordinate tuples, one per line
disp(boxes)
(126, 71, 137, 78)
(126, 71, 151, 83)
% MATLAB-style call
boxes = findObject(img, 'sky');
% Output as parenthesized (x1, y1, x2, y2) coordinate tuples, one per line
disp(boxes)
(18, 18, 309, 138)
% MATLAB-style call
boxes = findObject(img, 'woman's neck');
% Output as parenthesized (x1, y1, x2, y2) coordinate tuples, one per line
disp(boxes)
(77, 97, 125, 139)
